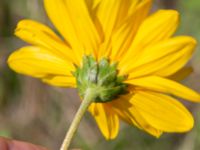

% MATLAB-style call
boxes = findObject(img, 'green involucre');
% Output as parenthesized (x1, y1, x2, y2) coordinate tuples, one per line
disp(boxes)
(73, 55, 127, 103)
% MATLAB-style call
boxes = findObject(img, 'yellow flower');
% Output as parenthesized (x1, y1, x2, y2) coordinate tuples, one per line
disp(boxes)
(8, 0, 200, 140)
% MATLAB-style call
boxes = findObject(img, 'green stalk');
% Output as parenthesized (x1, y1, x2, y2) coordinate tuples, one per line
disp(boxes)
(60, 88, 96, 150)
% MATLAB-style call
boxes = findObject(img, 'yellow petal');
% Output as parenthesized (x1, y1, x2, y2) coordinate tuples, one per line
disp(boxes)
(42, 76, 76, 87)
(85, 0, 101, 9)
(88, 103, 119, 140)
(44, 0, 100, 62)
(65, 0, 101, 55)
(15, 19, 77, 64)
(120, 36, 196, 77)
(96, 0, 122, 40)
(131, 91, 194, 132)
(168, 66, 193, 81)
(110, 0, 152, 62)
(8, 46, 74, 78)
(129, 106, 163, 137)
(132, 9, 179, 47)
(109, 95, 135, 125)
(97, 0, 127, 58)
(128, 0, 146, 16)
(110, 95, 162, 137)
(126, 76, 200, 102)
(120, 9, 179, 67)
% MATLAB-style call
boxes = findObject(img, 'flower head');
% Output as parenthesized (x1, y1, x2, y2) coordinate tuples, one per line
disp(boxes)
(8, 0, 200, 140)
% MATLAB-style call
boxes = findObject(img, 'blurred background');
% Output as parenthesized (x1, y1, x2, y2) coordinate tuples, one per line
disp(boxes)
(0, 0, 200, 149)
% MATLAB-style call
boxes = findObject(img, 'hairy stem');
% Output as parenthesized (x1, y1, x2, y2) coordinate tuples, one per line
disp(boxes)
(60, 88, 95, 150)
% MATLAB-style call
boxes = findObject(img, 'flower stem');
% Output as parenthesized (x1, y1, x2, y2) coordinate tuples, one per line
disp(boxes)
(60, 88, 96, 150)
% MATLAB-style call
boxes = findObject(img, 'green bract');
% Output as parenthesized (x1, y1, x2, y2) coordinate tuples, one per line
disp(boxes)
(73, 56, 127, 103)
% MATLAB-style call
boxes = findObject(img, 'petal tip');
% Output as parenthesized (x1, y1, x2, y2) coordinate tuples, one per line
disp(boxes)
(184, 115, 194, 132)
(158, 9, 179, 17)
(183, 36, 198, 46)
(191, 38, 197, 46)
(7, 52, 14, 66)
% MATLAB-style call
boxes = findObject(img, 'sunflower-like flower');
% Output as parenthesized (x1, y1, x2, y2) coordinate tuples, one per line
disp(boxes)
(8, 0, 200, 140)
